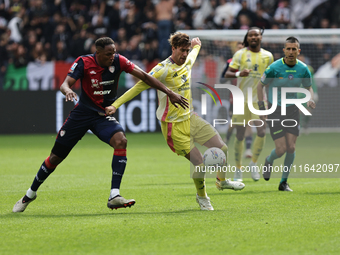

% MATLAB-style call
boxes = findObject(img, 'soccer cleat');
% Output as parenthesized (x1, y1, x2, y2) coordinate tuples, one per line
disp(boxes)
(249, 161, 260, 181)
(233, 168, 243, 182)
(107, 195, 136, 210)
(12, 195, 37, 213)
(244, 149, 253, 158)
(196, 194, 214, 211)
(262, 156, 272, 181)
(278, 181, 293, 192)
(216, 178, 245, 191)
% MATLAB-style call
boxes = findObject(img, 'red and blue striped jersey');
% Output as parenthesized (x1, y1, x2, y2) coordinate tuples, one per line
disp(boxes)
(67, 53, 135, 112)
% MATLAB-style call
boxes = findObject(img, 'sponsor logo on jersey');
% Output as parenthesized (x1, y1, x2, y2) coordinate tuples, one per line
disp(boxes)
(253, 64, 259, 71)
(90, 70, 96, 74)
(91, 79, 100, 88)
(94, 90, 111, 95)
(69, 63, 78, 73)
(109, 66, 115, 73)
(100, 80, 114, 86)
(173, 73, 178, 78)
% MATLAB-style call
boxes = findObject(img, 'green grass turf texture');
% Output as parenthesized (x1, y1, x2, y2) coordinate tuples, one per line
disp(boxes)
(1, 132, 339, 255)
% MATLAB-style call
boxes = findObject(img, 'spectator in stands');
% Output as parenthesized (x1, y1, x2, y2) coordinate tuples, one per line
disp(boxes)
(8, 7, 25, 43)
(274, 0, 290, 28)
(13, 43, 29, 68)
(141, 8, 158, 43)
(214, 0, 234, 29)
(0, 34, 9, 86)
(155, 0, 174, 59)
(234, 0, 256, 29)
(122, 2, 142, 40)
(91, 14, 109, 37)
(253, 7, 271, 29)
(53, 40, 68, 61)
(107, 1, 121, 41)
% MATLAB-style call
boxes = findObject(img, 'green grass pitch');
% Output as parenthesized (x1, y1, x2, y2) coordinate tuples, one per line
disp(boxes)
(1, 132, 340, 255)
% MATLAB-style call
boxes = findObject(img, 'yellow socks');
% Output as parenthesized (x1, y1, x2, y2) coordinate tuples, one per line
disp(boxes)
(217, 144, 228, 181)
(193, 163, 206, 197)
(234, 138, 244, 169)
(251, 135, 265, 163)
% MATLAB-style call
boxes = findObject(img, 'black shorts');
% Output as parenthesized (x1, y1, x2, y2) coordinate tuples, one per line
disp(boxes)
(56, 103, 124, 149)
(268, 104, 300, 140)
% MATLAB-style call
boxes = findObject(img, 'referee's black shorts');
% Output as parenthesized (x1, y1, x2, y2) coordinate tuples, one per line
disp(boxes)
(267, 104, 300, 140)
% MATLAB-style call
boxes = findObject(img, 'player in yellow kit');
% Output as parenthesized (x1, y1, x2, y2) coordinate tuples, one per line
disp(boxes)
(225, 27, 274, 182)
(108, 32, 245, 211)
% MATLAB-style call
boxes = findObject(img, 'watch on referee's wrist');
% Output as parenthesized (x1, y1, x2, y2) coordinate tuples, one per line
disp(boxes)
(258, 101, 265, 110)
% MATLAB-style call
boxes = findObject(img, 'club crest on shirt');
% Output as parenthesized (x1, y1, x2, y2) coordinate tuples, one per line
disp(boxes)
(91, 79, 100, 88)
(288, 74, 294, 80)
(109, 66, 115, 73)
(60, 130, 65, 137)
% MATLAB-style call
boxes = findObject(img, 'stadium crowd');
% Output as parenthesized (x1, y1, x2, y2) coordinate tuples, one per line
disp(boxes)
(0, 0, 340, 87)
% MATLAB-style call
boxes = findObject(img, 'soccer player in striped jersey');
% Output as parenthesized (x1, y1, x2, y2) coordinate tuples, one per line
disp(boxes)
(111, 32, 245, 211)
(12, 37, 188, 213)
(257, 36, 316, 191)
(225, 27, 274, 182)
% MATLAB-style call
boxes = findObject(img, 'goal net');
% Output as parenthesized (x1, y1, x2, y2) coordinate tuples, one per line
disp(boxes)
(181, 29, 340, 133)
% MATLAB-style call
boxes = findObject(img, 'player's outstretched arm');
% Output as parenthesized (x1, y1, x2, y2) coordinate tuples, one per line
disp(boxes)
(307, 87, 316, 109)
(191, 37, 201, 47)
(60, 76, 78, 102)
(130, 65, 189, 109)
(225, 67, 252, 78)
(257, 81, 267, 121)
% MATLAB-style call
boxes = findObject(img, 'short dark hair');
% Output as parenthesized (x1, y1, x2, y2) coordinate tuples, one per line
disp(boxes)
(95, 37, 115, 49)
(168, 32, 191, 48)
(285, 36, 300, 48)
(243, 27, 264, 47)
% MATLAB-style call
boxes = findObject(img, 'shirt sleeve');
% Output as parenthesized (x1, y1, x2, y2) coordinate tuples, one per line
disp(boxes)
(118, 54, 135, 73)
(229, 50, 241, 70)
(112, 63, 166, 109)
(186, 45, 200, 68)
(112, 81, 150, 108)
(260, 65, 274, 86)
(302, 66, 312, 88)
(67, 57, 84, 80)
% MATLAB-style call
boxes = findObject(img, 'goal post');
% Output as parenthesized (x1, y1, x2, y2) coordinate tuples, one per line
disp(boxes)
(180, 29, 340, 132)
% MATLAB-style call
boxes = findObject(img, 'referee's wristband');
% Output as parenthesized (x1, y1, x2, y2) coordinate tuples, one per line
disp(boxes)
(258, 101, 266, 110)
(235, 71, 240, 77)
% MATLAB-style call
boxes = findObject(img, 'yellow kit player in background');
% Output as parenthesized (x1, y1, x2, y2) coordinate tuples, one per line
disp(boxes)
(109, 32, 245, 211)
(225, 27, 274, 182)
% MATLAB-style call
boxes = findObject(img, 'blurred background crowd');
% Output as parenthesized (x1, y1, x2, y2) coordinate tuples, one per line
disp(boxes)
(0, 0, 339, 86)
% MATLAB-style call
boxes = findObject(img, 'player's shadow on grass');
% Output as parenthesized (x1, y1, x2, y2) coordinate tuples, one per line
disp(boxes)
(2, 209, 204, 217)
(305, 192, 340, 195)
(137, 181, 193, 186)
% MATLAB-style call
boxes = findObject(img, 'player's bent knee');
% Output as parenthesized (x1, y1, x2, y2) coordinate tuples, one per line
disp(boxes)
(110, 136, 127, 149)
(276, 148, 286, 157)
(49, 153, 64, 165)
(51, 142, 73, 160)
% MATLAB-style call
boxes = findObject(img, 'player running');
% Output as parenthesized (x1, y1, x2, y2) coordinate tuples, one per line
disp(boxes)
(225, 27, 274, 182)
(110, 32, 245, 211)
(257, 36, 316, 191)
(13, 37, 188, 212)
